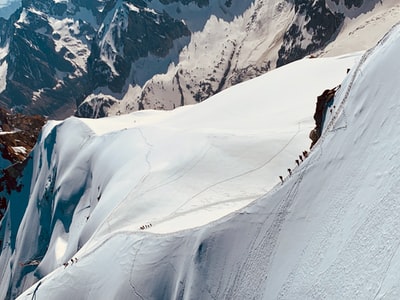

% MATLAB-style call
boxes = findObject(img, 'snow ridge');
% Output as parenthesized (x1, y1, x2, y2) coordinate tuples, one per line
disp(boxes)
(12, 21, 400, 299)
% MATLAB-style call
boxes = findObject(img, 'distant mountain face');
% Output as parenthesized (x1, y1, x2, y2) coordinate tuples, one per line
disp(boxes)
(0, 0, 388, 118)
(0, 0, 193, 117)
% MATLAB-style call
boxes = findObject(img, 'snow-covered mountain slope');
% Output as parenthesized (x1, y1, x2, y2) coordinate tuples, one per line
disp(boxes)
(12, 21, 400, 299)
(101, 0, 400, 118)
(0, 0, 255, 117)
(321, 0, 400, 56)
(0, 40, 360, 298)
(11, 21, 400, 299)
(0, 0, 397, 118)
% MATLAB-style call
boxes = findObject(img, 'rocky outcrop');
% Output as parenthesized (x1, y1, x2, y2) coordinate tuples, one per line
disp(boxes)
(309, 86, 338, 148)
(0, 0, 191, 118)
(0, 108, 46, 163)
(88, 4, 190, 94)
(0, 107, 46, 225)
(331, 0, 364, 9)
(277, 0, 344, 67)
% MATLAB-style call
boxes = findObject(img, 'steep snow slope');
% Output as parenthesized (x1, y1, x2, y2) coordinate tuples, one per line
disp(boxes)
(16, 22, 400, 299)
(0, 48, 359, 298)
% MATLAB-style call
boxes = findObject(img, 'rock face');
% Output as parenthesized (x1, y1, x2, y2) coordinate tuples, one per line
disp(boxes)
(276, 0, 344, 67)
(88, 3, 190, 93)
(0, 107, 45, 164)
(0, 107, 46, 233)
(309, 86, 338, 148)
(0, 0, 192, 118)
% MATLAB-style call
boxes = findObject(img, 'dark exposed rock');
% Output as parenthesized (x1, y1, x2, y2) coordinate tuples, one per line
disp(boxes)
(89, 7, 190, 93)
(277, 0, 344, 67)
(0, 107, 46, 163)
(158, 0, 210, 8)
(75, 96, 118, 118)
(0, 107, 46, 224)
(331, 0, 365, 9)
(309, 87, 337, 148)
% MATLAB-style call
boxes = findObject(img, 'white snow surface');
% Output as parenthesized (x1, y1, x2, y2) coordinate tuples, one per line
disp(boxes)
(0, 42, 9, 93)
(12, 22, 400, 299)
(49, 16, 91, 77)
(321, 0, 400, 56)
(0, 45, 361, 298)
(0, 60, 7, 94)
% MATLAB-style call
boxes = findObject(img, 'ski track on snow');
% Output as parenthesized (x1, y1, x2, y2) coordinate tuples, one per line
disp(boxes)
(160, 122, 303, 223)
(224, 152, 312, 299)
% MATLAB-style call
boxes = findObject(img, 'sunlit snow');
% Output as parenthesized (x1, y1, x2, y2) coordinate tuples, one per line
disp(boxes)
(15, 22, 400, 300)
(0, 50, 359, 299)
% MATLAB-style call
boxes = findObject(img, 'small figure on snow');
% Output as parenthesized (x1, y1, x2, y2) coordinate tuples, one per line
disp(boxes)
(295, 159, 300, 166)
(279, 176, 284, 184)
(288, 168, 292, 176)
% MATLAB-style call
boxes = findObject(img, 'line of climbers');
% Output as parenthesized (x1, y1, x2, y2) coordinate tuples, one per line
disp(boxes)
(278, 81, 344, 185)
(63, 257, 78, 268)
(279, 150, 309, 184)
(139, 223, 152, 230)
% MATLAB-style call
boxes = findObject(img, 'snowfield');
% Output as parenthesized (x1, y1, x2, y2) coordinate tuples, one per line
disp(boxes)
(0, 44, 360, 298)
(4, 19, 400, 300)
